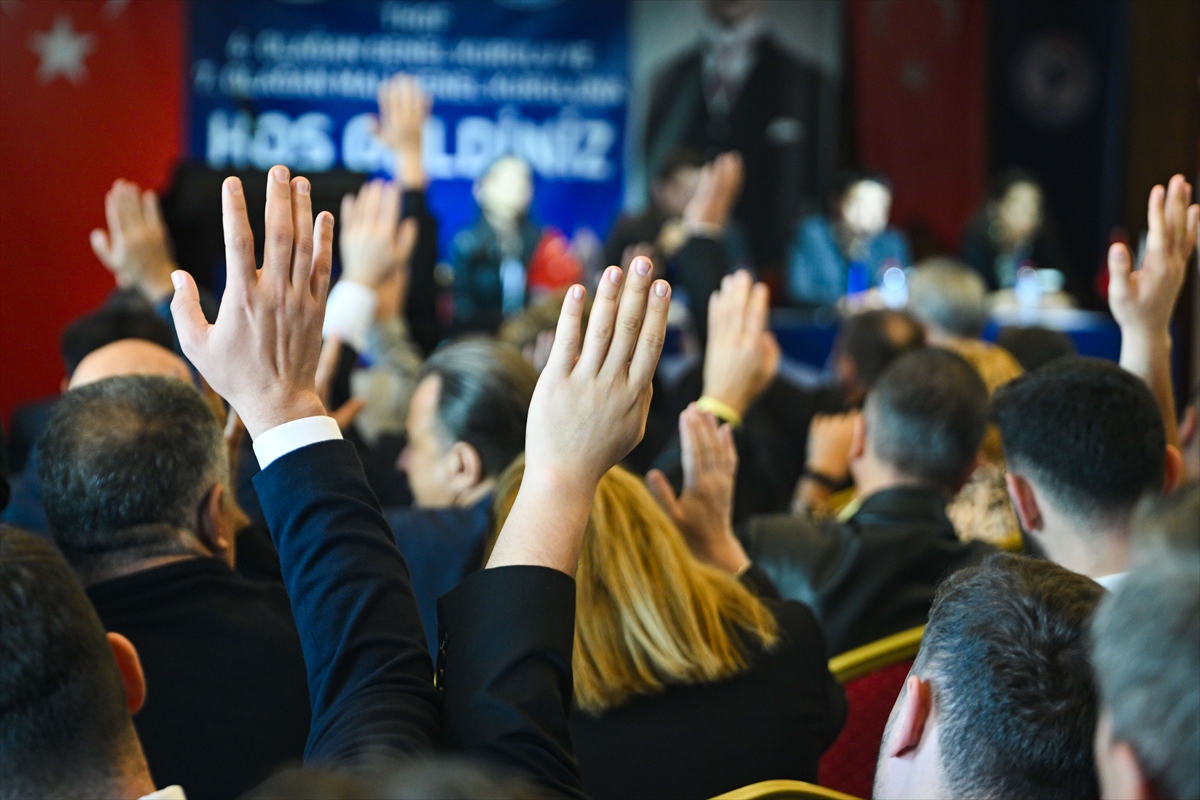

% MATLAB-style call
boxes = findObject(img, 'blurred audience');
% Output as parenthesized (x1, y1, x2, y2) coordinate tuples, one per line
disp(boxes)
(995, 324, 1076, 371)
(739, 348, 994, 656)
(787, 170, 911, 307)
(873, 553, 1104, 799)
(605, 146, 705, 267)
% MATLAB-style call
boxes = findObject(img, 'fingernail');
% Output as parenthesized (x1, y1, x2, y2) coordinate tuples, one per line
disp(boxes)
(227, 178, 242, 195)
(655, 281, 669, 297)
(608, 267, 622, 285)
(296, 177, 310, 195)
(572, 285, 584, 299)
(272, 165, 289, 183)
(635, 257, 651, 276)
(171, 272, 185, 290)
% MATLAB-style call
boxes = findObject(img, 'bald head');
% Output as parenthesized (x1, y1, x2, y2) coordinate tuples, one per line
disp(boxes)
(69, 339, 191, 389)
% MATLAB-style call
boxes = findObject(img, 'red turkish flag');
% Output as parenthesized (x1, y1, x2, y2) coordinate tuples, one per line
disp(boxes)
(0, 0, 183, 424)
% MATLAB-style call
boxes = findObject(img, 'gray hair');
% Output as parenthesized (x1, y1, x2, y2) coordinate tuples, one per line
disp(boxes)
(1091, 541, 1200, 800)
(907, 258, 989, 338)
(37, 375, 228, 583)
(418, 339, 537, 478)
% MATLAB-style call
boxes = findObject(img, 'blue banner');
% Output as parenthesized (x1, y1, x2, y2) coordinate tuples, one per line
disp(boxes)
(189, 0, 628, 257)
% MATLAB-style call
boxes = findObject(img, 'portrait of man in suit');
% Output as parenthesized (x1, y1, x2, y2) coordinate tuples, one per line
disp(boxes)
(643, 0, 830, 273)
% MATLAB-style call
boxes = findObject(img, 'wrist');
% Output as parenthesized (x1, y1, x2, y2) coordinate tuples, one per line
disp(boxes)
(397, 149, 426, 189)
(138, 265, 178, 304)
(240, 390, 327, 440)
(697, 394, 745, 426)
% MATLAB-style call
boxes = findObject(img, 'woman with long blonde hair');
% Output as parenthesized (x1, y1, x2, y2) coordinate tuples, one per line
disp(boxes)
(488, 406, 846, 800)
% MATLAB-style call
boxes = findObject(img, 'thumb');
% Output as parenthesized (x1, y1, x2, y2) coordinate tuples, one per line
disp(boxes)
(90, 229, 114, 268)
(646, 469, 681, 517)
(1107, 242, 1133, 301)
(169, 270, 210, 360)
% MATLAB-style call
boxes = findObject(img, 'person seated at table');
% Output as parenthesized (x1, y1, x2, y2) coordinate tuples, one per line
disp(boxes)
(873, 553, 1104, 799)
(786, 170, 911, 308)
(605, 146, 704, 268)
(1091, 483, 1199, 800)
(959, 168, 1081, 300)
(738, 348, 996, 656)
(389, 339, 537, 654)
(490, 408, 846, 800)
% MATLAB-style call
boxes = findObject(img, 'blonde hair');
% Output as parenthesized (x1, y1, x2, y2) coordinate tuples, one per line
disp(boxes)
(939, 338, 1024, 464)
(488, 456, 779, 714)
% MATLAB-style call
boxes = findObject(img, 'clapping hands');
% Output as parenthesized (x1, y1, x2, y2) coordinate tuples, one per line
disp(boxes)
(170, 165, 334, 439)
(90, 179, 177, 303)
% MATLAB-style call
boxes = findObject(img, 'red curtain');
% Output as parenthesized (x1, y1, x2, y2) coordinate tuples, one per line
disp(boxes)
(850, 0, 988, 254)
(0, 0, 184, 425)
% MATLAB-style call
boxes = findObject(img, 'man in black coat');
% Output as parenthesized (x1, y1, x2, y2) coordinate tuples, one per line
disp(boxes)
(644, 0, 826, 270)
(739, 348, 996, 657)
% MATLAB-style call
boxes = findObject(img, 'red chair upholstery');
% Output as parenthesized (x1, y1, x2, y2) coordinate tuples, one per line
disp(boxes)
(817, 659, 913, 798)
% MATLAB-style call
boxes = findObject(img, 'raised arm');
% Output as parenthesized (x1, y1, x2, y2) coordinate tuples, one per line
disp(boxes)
(438, 258, 670, 796)
(1108, 174, 1198, 449)
(170, 165, 440, 762)
(90, 179, 178, 305)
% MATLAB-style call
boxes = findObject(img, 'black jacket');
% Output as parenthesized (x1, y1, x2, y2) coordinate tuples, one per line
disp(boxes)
(87, 558, 310, 800)
(739, 487, 995, 657)
(568, 590, 845, 800)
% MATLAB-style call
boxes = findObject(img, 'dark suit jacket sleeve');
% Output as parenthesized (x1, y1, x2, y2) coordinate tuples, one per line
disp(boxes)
(438, 566, 587, 800)
(402, 188, 441, 355)
(253, 439, 440, 763)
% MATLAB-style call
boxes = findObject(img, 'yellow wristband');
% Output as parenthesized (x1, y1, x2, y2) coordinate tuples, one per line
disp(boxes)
(696, 396, 744, 428)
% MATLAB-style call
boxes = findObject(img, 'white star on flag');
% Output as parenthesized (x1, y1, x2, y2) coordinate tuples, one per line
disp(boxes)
(29, 14, 96, 85)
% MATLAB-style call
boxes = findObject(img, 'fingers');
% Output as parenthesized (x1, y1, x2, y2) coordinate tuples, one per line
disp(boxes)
(331, 397, 367, 431)
(113, 179, 142, 231)
(221, 177, 257, 291)
(396, 217, 418, 263)
(544, 284, 586, 377)
(577, 266, 623, 374)
(1107, 242, 1133, 300)
(646, 469, 682, 519)
(746, 280, 770, 338)
(262, 165, 294, 284)
(315, 334, 341, 405)
(629, 279, 671, 388)
(141, 189, 164, 232)
(379, 180, 401, 229)
(168, 270, 209, 361)
(104, 182, 123, 243)
(1146, 183, 1165, 246)
(686, 406, 719, 475)
(311, 211, 335, 302)
(718, 422, 737, 473)
(290, 176, 315, 290)
(89, 229, 114, 268)
(605, 256, 656, 372)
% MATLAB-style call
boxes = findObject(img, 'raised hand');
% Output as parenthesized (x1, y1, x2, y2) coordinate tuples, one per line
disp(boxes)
(314, 335, 367, 431)
(90, 179, 177, 302)
(683, 151, 744, 236)
(339, 179, 418, 303)
(487, 256, 672, 574)
(1109, 175, 1198, 448)
(701, 270, 781, 418)
(647, 404, 749, 574)
(170, 165, 335, 439)
(794, 412, 860, 516)
(371, 73, 430, 189)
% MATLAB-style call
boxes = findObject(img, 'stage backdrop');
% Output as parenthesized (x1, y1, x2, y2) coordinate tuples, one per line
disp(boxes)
(189, 0, 629, 259)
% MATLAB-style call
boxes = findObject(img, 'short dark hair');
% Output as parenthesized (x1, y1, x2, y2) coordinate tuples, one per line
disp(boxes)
(60, 307, 176, 375)
(916, 553, 1104, 799)
(418, 340, 537, 479)
(0, 525, 140, 797)
(1092, 544, 1200, 800)
(865, 348, 989, 491)
(992, 357, 1166, 523)
(247, 757, 540, 800)
(654, 145, 704, 182)
(835, 309, 926, 390)
(37, 375, 226, 583)
(995, 326, 1076, 372)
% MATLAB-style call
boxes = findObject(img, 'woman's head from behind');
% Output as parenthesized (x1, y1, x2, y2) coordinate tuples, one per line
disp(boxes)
(490, 456, 778, 714)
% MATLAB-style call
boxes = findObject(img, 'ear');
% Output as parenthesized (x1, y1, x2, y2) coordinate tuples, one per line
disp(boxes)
(1163, 444, 1183, 493)
(838, 356, 863, 405)
(197, 484, 232, 564)
(884, 675, 932, 759)
(1005, 471, 1043, 532)
(107, 632, 147, 715)
(848, 412, 868, 461)
(1095, 710, 1154, 800)
(60, 376, 70, 393)
(448, 441, 484, 492)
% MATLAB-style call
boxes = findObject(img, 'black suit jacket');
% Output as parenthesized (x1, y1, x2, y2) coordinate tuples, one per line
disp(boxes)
(739, 487, 995, 656)
(646, 37, 824, 269)
(88, 558, 309, 800)
(254, 439, 585, 797)
(568, 594, 845, 800)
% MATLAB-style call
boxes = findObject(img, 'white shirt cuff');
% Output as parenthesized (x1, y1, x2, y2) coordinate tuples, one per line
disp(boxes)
(253, 415, 343, 470)
(323, 280, 378, 353)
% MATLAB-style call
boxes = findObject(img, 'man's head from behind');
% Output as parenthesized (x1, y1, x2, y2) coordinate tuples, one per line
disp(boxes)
(0, 525, 152, 800)
(907, 258, 990, 341)
(400, 340, 537, 508)
(833, 308, 926, 405)
(850, 348, 989, 494)
(1091, 483, 1200, 800)
(992, 357, 1181, 574)
(874, 553, 1104, 799)
(38, 375, 232, 585)
(60, 306, 176, 378)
